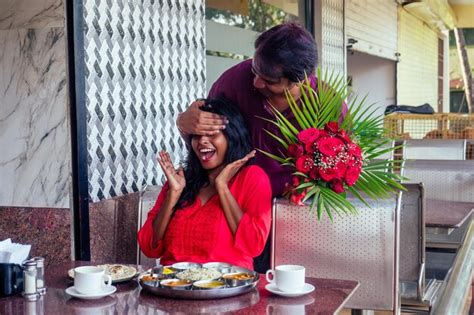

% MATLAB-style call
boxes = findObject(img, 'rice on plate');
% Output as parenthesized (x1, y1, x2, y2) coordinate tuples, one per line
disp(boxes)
(176, 268, 222, 281)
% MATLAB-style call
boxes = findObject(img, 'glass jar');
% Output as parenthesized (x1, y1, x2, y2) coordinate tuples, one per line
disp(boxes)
(22, 259, 38, 301)
(33, 257, 46, 295)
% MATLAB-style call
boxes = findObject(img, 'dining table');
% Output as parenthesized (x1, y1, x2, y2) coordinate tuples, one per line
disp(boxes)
(0, 260, 359, 314)
(425, 198, 474, 235)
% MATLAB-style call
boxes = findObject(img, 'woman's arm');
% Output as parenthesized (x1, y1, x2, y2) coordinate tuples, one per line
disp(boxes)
(215, 151, 256, 235)
(151, 151, 186, 246)
(151, 191, 180, 247)
(220, 165, 272, 258)
(216, 183, 243, 235)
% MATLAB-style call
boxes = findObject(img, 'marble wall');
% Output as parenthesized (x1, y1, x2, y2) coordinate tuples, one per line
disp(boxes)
(0, 0, 70, 208)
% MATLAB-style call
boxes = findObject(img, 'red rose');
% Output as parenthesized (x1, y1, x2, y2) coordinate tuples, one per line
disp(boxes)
(347, 142, 362, 157)
(345, 165, 362, 186)
(291, 176, 301, 187)
(335, 161, 347, 178)
(288, 144, 304, 158)
(338, 130, 351, 143)
(325, 122, 339, 133)
(319, 167, 338, 181)
(318, 137, 345, 157)
(309, 168, 319, 180)
(297, 128, 320, 144)
(318, 130, 329, 138)
(319, 160, 346, 182)
(330, 179, 345, 194)
(295, 155, 313, 174)
(305, 141, 318, 154)
(290, 191, 306, 206)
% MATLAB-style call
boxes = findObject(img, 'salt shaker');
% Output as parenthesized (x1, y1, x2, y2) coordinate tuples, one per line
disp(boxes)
(33, 257, 46, 295)
(22, 259, 39, 301)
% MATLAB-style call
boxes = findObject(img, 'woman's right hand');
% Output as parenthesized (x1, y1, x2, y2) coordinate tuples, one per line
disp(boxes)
(158, 151, 186, 195)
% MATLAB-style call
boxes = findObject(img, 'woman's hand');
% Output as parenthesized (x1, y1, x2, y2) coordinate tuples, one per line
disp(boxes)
(158, 151, 185, 195)
(215, 150, 256, 189)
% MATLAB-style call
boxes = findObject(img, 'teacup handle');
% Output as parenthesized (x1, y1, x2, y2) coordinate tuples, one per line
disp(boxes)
(265, 269, 275, 283)
(103, 275, 112, 286)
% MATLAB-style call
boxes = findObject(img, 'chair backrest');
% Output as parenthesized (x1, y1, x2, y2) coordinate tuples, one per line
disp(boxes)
(403, 139, 466, 160)
(401, 160, 474, 202)
(272, 194, 401, 312)
(137, 185, 162, 266)
(399, 183, 425, 302)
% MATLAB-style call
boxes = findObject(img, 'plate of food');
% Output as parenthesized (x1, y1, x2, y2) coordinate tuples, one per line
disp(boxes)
(139, 263, 259, 299)
(68, 264, 138, 283)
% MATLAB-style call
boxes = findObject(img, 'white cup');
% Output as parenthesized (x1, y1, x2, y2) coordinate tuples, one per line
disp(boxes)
(266, 265, 305, 292)
(74, 266, 112, 294)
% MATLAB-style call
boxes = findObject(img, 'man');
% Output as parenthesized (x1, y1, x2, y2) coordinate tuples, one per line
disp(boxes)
(178, 22, 321, 197)
(177, 22, 344, 272)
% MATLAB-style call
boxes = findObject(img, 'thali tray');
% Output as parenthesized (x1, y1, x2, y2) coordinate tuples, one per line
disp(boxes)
(139, 263, 259, 300)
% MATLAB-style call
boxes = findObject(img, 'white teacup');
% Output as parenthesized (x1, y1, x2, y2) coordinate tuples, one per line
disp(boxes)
(74, 266, 112, 294)
(266, 265, 305, 292)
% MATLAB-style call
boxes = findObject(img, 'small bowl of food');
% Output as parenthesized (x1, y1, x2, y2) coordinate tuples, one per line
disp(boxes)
(202, 262, 233, 273)
(152, 266, 177, 278)
(171, 262, 202, 271)
(222, 272, 255, 287)
(139, 273, 164, 287)
(193, 280, 226, 290)
(160, 279, 193, 290)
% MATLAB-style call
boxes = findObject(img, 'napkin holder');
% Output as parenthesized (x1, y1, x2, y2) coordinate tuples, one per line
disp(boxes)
(0, 263, 24, 297)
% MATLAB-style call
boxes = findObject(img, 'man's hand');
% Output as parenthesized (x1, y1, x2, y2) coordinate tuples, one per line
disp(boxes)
(177, 100, 228, 136)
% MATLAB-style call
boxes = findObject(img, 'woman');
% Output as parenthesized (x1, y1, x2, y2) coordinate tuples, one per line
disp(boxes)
(138, 98, 272, 270)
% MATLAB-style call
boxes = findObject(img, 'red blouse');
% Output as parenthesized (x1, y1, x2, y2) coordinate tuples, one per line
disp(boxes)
(137, 165, 272, 270)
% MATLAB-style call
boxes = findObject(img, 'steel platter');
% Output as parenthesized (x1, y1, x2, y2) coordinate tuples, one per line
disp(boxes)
(138, 263, 259, 300)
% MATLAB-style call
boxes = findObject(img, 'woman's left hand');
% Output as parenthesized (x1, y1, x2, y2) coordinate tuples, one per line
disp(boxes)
(215, 150, 256, 188)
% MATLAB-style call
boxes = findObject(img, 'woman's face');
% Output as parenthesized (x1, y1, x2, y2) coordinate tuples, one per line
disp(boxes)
(191, 132, 228, 170)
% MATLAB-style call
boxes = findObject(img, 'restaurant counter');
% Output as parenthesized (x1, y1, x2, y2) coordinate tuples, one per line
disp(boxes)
(0, 261, 359, 314)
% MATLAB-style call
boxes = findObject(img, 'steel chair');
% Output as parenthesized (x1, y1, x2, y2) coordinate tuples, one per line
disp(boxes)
(402, 160, 474, 249)
(403, 139, 466, 160)
(272, 194, 401, 313)
(136, 185, 162, 266)
(399, 183, 442, 312)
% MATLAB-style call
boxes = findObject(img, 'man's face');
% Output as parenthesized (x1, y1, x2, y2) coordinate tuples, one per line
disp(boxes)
(251, 58, 296, 101)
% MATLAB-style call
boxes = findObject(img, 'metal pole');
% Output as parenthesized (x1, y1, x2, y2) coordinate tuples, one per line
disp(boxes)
(65, 0, 90, 261)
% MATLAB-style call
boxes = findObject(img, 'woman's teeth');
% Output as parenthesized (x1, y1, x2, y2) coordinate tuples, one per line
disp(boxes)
(199, 148, 215, 162)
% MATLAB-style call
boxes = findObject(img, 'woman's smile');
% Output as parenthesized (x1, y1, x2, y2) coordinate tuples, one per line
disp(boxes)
(198, 147, 216, 162)
(192, 133, 228, 170)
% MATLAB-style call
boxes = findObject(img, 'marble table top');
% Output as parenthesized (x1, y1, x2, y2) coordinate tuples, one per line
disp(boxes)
(0, 261, 359, 314)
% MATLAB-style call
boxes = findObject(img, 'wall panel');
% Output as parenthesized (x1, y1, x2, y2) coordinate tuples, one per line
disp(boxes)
(397, 9, 438, 108)
(82, 0, 206, 201)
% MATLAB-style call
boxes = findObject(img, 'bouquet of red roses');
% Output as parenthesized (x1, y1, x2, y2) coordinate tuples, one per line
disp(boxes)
(262, 70, 404, 220)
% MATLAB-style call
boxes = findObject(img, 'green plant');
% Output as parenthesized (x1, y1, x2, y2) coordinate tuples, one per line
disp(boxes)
(259, 68, 405, 220)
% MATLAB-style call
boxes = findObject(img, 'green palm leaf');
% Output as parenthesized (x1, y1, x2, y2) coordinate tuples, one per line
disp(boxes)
(259, 67, 405, 220)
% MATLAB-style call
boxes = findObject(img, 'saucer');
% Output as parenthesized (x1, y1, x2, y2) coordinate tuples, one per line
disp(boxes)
(265, 283, 315, 297)
(65, 285, 117, 300)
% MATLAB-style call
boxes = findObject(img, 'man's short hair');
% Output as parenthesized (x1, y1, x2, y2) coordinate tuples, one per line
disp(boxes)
(254, 22, 317, 82)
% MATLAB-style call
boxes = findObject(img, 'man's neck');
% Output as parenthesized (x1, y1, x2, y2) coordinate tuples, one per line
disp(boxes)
(268, 85, 301, 112)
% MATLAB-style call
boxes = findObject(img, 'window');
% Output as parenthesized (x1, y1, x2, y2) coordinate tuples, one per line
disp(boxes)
(205, 0, 308, 91)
